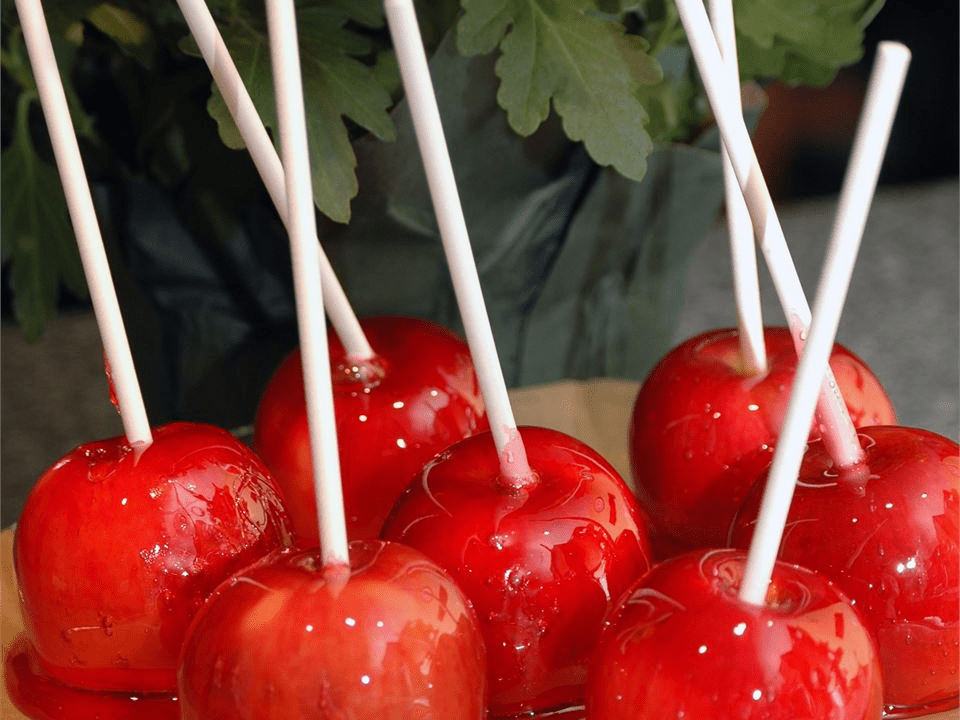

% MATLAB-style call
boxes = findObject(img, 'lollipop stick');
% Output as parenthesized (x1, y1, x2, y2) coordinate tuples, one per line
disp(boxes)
(175, 0, 373, 361)
(739, 42, 911, 605)
(265, 0, 348, 565)
(675, 0, 863, 469)
(384, 0, 533, 487)
(708, 0, 766, 374)
(15, 0, 151, 447)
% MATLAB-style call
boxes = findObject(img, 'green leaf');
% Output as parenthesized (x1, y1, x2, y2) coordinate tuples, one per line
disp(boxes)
(457, 0, 661, 182)
(86, 3, 150, 46)
(734, 0, 885, 86)
(2, 96, 87, 341)
(184, 3, 396, 223)
(2, 23, 98, 141)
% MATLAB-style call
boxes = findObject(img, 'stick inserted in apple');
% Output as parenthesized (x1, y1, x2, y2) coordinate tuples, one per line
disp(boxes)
(628, 0, 899, 559)
(176, 4, 487, 714)
(8, 3, 296, 716)
(172, 0, 491, 546)
(255, 315, 488, 545)
(725, 39, 957, 719)
(630, 326, 895, 557)
(587, 27, 899, 718)
(377, 2, 653, 715)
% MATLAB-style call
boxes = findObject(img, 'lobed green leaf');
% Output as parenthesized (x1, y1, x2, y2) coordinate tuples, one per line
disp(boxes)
(187, 3, 396, 223)
(458, 0, 661, 182)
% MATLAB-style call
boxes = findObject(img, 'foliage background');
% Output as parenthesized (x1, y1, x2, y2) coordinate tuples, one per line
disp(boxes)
(0, 0, 892, 425)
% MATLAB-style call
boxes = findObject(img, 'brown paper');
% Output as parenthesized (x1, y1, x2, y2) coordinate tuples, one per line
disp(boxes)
(1, 380, 956, 719)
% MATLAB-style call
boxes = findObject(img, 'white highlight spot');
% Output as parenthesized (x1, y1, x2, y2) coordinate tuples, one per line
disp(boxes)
(747, 404, 759, 412)
(121, 497, 128, 506)
(906, 557, 917, 569)
(885, 502, 894, 509)
(360, 675, 371, 685)
(393, 401, 405, 409)
(345, 617, 357, 627)
(698, 645, 707, 654)
(733, 622, 747, 636)
(752, 689, 762, 701)
(358, 414, 368, 423)
(396, 438, 407, 449)
(305, 625, 314, 633)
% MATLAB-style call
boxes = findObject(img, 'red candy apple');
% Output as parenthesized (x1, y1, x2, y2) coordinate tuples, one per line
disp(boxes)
(629, 326, 896, 558)
(586, 549, 883, 719)
(381, 426, 653, 717)
(730, 426, 959, 718)
(255, 315, 488, 545)
(13, 422, 294, 694)
(177, 540, 486, 718)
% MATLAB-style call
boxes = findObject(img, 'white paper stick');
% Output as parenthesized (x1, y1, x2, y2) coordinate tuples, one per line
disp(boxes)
(265, 0, 348, 565)
(708, 0, 766, 374)
(740, 43, 910, 605)
(675, 0, 864, 468)
(384, 0, 533, 486)
(15, 0, 152, 447)
(175, 0, 373, 360)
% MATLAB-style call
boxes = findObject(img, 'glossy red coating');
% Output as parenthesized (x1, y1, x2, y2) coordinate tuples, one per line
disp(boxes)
(381, 426, 654, 717)
(730, 426, 960, 717)
(629, 327, 896, 557)
(254, 315, 488, 546)
(586, 549, 883, 719)
(177, 540, 487, 719)
(14, 422, 294, 694)
(4, 635, 178, 720)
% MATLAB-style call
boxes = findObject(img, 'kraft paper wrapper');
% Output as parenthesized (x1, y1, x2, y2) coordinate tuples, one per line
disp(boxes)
(1, 380, 957, 719)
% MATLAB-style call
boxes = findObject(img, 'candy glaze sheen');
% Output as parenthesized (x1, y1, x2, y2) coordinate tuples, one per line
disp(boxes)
(177, 541, 487, 719)
(13, 422, 294, 694)
(586, 549, 883, 720)
(731, 426, 960, 717)
(255, 315, 488, 545)
(629, 327, 896, 557)
(382, 426, 653, 717)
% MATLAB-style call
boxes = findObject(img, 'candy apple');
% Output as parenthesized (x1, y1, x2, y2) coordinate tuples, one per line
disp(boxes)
(255, 315, 488, 546)
(730, 426, 959, 718)
(629, 326, 896, 558)
(380, 426, 653, 717)
(586, 548, 883, 719)
(177, 540, 486, 718)
(13, 422, 294, 694)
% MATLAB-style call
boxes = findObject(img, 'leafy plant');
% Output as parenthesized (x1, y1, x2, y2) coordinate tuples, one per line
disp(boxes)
(1, 0, 883, 341)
